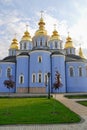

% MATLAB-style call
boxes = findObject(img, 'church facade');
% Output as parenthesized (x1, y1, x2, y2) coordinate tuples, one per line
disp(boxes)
(0, 15, 87, 93)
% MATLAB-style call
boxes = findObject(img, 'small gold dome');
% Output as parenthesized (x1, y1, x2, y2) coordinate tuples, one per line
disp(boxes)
(50, 28, 60, 41)
(79, 47, 85, 58)
(21, 30, 31, 41)
(35, 17, 47, 36)
(64, 33, 74, 49)
(10, 38, 19, 50)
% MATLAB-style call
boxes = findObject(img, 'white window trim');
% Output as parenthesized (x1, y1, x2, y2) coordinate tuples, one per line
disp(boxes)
(32, 73, 36, 83)
(69, 66, 74, 77)
(78, 66, 83, 77)
(19, 74, 24, 84)
(6, 67, 12, 77)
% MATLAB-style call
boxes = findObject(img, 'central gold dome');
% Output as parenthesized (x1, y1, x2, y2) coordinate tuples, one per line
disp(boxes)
(35, 17, 47, 36)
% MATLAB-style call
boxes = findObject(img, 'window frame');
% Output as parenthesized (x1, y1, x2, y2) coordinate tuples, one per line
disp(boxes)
(19, 74, 24, 84)
(38, 72, 42, 83)
(78, 66, 82, 77)
(38, 56, 42, 63)
(6, 67, 12, 78)
(69, 66, 74, 77)
(32, 73, 36, 83)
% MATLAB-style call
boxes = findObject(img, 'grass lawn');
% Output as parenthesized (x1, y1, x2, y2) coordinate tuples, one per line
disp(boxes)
(0, 98, 81, 125)
(65, 95, 87, 99)
(77, 101, 87, 107)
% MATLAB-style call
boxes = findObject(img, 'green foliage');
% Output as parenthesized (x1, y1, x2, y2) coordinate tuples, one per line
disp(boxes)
(0, 98, 81, 124)
(77, 101, 87, 106)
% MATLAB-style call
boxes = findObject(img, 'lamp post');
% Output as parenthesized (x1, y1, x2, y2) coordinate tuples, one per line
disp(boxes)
(47, 72, 51, 99)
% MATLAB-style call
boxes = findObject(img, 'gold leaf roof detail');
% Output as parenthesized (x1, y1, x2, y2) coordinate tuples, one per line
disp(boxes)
(79, 47, 85, 58)
(50, 25, 60, 41)
(35, 17, 47, 36)
(10, 38, 19, 50)
(64, 33, 74, 49)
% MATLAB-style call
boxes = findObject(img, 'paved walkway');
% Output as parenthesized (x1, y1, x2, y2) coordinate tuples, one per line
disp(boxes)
(0, 94, 87, 130)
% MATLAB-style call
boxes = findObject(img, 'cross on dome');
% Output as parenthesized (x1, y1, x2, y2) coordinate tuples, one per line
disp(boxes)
(26, 24, 29, 31)
(54, 24, 56, 30)
(40, 10, 44, 18)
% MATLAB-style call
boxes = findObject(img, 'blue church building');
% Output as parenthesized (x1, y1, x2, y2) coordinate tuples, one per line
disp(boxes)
(0, 15, 87, 93)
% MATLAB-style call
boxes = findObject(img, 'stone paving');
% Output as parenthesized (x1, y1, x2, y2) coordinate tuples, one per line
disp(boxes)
(0, 94, 87, 130)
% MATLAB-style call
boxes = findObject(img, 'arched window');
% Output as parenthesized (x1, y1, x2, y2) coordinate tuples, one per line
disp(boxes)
(38, 72, 42, 83)
(55, 41, 58, 49)
(24, 43, 27, 50)
(32, 73, 36, 83)
(69, 67, 74, 77)
(0, 67, 2, 77)
(7, 67, 11, 77)
(19, 74, 24, 84)
(38, 56, 42, 63)
(78, 67, 82, 77)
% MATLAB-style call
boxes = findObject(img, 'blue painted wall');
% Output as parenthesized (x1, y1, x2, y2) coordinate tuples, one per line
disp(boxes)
(0, 62, 16, 92)
(16, 55, 29, 90)
(29, 50, 51, 92)
(51, 54, 66, 93)
(66, 62, 87, 92)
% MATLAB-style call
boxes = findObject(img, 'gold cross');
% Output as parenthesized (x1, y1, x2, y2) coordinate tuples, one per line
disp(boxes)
(54, 24, 56, 30)
(26, 24, 29, 31)
(40, 10, 44, 18)
(14, 33, 17, 38)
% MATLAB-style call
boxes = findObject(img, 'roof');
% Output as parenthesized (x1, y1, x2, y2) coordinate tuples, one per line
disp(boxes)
(65, 54, 87, 62)
(0, 56, 16, 63)
(52, 51, 64, 55)
(18, 52, 29, 56)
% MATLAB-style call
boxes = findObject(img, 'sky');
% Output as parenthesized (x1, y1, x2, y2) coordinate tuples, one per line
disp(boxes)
(0, 0, 87, 59)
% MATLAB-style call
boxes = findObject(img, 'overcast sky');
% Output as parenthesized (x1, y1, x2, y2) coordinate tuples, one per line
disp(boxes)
(0, 0, 87, 59)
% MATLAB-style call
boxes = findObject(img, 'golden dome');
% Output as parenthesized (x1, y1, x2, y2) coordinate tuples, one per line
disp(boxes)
(64, 33, 74, 49)
(21, 25, 32, 41)
(35, 17, 47, 36)
(50, 26, 60, 41)
(79, 47, 85, 58)
(10, 38, 19, 50)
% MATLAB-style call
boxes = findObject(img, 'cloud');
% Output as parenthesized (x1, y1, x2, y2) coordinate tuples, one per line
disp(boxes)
(0, 6, 87, 59)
